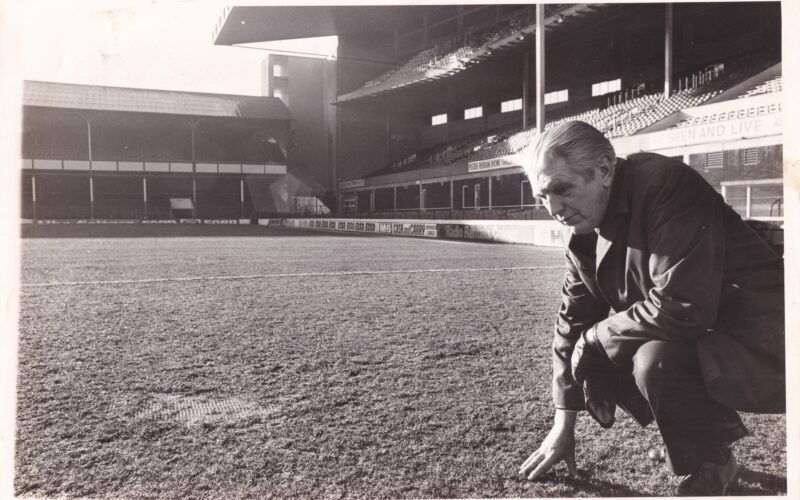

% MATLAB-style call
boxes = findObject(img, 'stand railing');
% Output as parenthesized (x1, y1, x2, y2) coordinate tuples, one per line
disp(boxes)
(720, 178, 783, 222)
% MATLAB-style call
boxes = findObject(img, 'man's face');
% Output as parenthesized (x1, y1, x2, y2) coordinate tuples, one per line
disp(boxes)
(531, 155, 612, 235)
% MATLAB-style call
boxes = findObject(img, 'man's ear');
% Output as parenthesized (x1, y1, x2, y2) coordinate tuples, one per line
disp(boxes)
(598, 155, 615, 188)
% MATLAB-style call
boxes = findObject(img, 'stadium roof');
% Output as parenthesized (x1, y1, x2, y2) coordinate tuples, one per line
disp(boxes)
(212, 4, 611, 47)
(23, 81, 292, 120)
(213, 5, 433, 45)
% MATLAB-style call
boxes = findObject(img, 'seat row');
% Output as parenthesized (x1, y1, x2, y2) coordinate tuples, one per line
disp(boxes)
(350, 6, 573, 100)
(738, 75, 782, 99)
(676, 102, 782, 128)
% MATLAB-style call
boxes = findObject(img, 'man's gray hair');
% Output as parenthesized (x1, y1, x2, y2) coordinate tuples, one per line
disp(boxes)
(529, 121, 615, 181)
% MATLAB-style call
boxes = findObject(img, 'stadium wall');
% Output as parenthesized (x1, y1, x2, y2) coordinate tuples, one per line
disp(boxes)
(687, 145, 782, 186)
(263, 217, 568, 247)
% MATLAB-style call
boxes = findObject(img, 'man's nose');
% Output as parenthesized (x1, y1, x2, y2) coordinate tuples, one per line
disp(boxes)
(546, 196, 565, 217)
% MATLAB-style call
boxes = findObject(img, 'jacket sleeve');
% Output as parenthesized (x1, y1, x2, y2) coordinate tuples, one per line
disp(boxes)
(552, 253, 610, 410)
(594, 166, 725, 367)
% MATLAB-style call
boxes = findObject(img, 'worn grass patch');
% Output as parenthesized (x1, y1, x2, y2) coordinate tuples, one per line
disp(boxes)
(16, 234, 786, 498)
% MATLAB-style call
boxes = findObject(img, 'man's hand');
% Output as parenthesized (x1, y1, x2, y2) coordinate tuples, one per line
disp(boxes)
(570, 325, 604, 384)
(518, 410, 578, 481)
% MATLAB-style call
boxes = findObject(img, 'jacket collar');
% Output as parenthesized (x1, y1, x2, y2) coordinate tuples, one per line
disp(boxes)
(565, 158, 629, 267)
(595, 158, 629, 269)
(601, 158, 630, 220)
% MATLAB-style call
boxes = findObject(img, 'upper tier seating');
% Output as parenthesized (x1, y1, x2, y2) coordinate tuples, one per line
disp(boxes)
(362, 39, 478, 92)
(547, 88, 720, 138)
(376, 86, 719, 176)
(738, 75, 782, 98)
(343, 5, 571, 101)
(370, 56, 780, 178)
(675, 102, 781, 128)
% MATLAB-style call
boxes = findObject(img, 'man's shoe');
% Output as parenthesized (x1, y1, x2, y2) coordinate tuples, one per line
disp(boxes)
(676, 449, 738, 496)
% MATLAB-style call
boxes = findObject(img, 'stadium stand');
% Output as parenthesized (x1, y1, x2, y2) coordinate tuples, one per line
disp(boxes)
(391, 53, 782, 177)
(159, 4, 790, 223)
(21, 81, 302, 221)
(371, 85, 721, 177)
(358, 48, 781, 193)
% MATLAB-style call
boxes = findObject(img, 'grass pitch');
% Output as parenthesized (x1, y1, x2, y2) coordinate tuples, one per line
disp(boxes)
(16, 228, 786, 498)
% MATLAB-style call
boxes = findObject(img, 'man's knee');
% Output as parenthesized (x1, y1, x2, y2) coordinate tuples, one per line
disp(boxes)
(632, 341, 698, 396)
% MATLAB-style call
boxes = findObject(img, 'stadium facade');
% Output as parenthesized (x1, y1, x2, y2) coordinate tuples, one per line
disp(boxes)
(21, 81, 326, 221)
(214, 2, 782, 223)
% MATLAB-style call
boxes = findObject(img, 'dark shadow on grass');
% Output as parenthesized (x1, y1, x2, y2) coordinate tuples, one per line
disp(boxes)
(520, 469, 651, 497)
(733, 467, 787, 496)
(540, 466, 788, 497)
(565, 473, 651, 497)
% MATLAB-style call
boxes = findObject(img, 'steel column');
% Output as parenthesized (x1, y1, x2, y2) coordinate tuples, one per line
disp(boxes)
(31, 176, 37, 221)
(450, 180, 454, 211)
(745, 186, 752, 219)
(522, 51, 530, 129)
(87, 119, 95, 219)
(535, 4, 546, 133)
(190, 121, 198, 218)
(143, 177, 148, 219)
(664, 4, 674, 98)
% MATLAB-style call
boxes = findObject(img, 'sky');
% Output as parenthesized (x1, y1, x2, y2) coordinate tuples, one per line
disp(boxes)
(6, 0, 337, 96)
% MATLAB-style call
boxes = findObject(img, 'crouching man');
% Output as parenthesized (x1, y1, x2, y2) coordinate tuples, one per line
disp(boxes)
(517, 121, 784, 495)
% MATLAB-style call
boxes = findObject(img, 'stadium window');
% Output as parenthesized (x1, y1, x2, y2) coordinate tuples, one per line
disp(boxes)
(273, 64, 286, 77)
(544, 89, 569, 105)
(744, 148, 759, 166)
(591, 78, 621, 97)
(431, 113, 447, 126)
(501, 98, 523, 113)
(705, 151, 724, 169)
(464, 106, 483, 120)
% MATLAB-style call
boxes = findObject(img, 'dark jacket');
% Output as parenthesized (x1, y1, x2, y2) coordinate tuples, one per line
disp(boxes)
(552, 153, 785, 414)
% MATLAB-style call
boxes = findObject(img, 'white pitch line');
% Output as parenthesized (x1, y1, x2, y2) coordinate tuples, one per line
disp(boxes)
(21, 265, 563, 288)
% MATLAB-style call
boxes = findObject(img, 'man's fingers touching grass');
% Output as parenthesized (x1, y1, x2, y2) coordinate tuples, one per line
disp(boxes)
(519, 449, 578, 481)
(527, 454, 557, 480)
(518, 451, 543, 478)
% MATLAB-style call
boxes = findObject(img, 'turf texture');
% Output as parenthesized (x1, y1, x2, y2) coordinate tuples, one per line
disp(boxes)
(16, 229, 786, 498)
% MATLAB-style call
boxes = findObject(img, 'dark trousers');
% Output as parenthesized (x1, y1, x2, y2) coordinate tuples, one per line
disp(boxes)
(620, 341, 749, 475)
